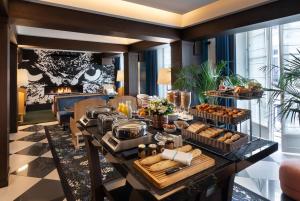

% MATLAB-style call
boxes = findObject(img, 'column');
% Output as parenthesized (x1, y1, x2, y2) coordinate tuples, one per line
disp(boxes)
(0, 17, 10, 187)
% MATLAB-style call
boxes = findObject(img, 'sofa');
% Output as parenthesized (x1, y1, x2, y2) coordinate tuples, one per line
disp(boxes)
(55, 94, 110, 127)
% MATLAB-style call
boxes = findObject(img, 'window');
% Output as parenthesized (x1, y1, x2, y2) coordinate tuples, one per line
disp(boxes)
(157, 45, 171, 97)
(235, 20, 300, 152)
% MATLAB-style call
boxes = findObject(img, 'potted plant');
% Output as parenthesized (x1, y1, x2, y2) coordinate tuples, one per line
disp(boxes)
(261, 50, 300, 123)
(173, 61, 227, 103)
(148, 99, 174, 129)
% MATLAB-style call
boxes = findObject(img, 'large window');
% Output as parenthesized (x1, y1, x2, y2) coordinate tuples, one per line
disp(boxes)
(236, 21, 300, 152)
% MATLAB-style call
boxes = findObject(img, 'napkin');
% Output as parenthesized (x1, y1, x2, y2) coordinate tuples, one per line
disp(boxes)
(161, 149, 193, 166)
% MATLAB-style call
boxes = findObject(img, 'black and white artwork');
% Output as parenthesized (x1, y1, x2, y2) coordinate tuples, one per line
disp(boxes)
(19, 49, 115, 104)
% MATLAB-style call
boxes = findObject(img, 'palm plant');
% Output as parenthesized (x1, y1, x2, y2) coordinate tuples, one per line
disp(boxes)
(173, 61, 227, 103)
(261, 50, 300, 124)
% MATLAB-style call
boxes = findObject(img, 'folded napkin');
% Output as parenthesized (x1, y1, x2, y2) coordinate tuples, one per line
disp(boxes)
(161, 149, 193, 166)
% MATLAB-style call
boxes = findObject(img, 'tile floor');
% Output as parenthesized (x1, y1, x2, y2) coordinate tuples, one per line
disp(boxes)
(1, 120, 299, 201)
(1, 121, 66, 201)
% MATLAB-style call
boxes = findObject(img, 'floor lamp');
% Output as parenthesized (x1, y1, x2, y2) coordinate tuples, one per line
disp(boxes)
(17, 69, 29, 122)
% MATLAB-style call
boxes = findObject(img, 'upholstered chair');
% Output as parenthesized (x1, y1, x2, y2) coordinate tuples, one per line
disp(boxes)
(70, 98, 106, 148)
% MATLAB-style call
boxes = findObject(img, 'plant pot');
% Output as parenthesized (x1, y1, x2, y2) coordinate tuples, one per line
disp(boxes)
(152, 114, 167, 129)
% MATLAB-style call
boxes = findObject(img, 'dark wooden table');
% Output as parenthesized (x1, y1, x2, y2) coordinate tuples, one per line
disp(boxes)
(78, 124, 278, 201)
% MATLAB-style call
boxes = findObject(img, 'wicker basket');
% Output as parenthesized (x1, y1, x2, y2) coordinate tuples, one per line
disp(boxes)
(181, 128, 248, 152)
(190, 107, 251, 125)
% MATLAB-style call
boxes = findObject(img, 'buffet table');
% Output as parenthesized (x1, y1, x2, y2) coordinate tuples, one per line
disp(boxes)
(78, 124, 278, 201)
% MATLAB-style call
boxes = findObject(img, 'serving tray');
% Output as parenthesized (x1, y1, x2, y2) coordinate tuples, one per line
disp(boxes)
(181, 128, 248, 153)
(133, 154, 215, 189)
(190, 107, 251, 124)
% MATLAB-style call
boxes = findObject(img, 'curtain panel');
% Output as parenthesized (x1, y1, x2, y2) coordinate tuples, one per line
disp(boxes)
(144, 50, 158, 96)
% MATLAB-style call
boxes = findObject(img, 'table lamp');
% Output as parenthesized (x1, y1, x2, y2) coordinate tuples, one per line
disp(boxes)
(17, 69, 29, 87)
(116, 70, 124, 96)
(17, 69, 28, 122)
(157, 68, 171, 85)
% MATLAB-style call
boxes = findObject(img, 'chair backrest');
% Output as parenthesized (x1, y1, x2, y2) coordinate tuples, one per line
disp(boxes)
(108, 96, 138, 111)
(73, 98, 107, 121)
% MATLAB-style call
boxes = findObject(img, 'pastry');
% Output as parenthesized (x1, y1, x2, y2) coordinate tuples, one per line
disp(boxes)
(230, 134, 240, 142)
(224, 139, 233, 144)
(217, 136, 226, 142)
(224, 132, 233, 138)
(187, 122, 206, 133)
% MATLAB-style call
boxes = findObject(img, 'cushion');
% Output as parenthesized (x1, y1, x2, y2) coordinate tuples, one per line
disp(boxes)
(279, 159, 300, 200)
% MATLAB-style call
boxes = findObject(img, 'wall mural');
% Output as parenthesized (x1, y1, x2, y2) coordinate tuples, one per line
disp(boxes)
(19, 49, 115, 105)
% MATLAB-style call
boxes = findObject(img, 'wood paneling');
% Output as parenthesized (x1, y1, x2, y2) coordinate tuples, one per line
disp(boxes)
(123, 52, 139, 95)
(182, 0, 300, 40)
(18, 35, 128, 53)
(0, 0, 7, 16)
(0, 17, 9, 187)
(10, 42, 17, 133)
(128, 41, 165, 52)
(9, 0, 180, 42)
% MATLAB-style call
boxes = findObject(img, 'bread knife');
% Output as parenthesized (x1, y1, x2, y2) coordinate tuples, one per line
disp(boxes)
(165, 166, 188, 175)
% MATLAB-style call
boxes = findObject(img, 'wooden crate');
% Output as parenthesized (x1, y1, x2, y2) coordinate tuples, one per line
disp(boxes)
(133, 154, 215, 189)
(181, 129, 248, 153)
(190, 107, 251, 124)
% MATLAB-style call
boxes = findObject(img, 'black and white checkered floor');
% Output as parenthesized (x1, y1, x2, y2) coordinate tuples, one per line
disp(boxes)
(2, 121, 66, 201)
(1, 121, 299, 201)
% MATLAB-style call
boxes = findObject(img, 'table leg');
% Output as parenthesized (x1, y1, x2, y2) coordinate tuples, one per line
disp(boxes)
(220, 175, 235, 201)
(84, 135, 105, 201)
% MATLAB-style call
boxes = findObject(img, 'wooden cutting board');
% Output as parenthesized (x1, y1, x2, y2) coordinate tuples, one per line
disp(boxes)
(133, 154, 215, 189)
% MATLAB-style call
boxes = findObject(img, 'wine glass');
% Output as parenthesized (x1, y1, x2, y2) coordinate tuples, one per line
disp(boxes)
(181, 91, 191, 117)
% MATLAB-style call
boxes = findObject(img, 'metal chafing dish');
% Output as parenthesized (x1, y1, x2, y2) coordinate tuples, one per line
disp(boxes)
(86, 106, 112, 119)
(79, 106, 113, 128)
(112, 119, 147, 140)
(102, 119, 153, 152)
(97, 112, 127, 135)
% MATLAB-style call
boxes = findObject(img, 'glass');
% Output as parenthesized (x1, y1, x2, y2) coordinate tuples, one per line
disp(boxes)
(180, 91, 191, 114)
(173, 90, 181, 112)
(166, 90, 174, 104)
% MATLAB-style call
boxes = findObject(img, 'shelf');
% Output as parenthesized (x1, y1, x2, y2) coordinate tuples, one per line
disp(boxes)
(205, 93, 263, 100)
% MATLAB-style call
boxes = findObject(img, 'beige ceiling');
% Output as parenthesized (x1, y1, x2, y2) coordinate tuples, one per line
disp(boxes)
(26, 0, 275, 28)
(124, 0, 217, 14)
(16, 26, 141, 45)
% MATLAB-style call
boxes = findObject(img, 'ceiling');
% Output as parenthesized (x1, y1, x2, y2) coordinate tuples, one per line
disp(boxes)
(123, 0, 217, 14)
(26, 0, 274, 28)
(16, 26, 141, 45)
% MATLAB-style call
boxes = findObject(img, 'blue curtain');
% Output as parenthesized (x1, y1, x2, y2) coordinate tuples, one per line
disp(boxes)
(144, 50, 158, 96)
(216, 35, 235, 76)
(113, 57, 120, 89)
(215, 35, 235, 107)
(199, 39, 209, 64)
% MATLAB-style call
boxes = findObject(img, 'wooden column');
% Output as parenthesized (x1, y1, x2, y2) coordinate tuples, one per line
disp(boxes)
(124, 52, 138, 96)
(10, 42, 18, 133)
(170, 40, 201, 85)
(0, 17, 10, 187)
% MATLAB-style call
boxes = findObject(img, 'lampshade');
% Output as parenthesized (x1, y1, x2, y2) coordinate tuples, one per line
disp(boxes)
(157, 68, 171, 85)
(17, 69, 29, 87)
(116, 70, 124, 82)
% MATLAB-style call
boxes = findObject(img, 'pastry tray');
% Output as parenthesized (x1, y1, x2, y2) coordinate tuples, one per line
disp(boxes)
(190, 107, 251, 124)
(181, 128, 248, 153)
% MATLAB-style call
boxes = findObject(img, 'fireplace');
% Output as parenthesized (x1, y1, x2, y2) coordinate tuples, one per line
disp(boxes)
(44, 85, 83, 95)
